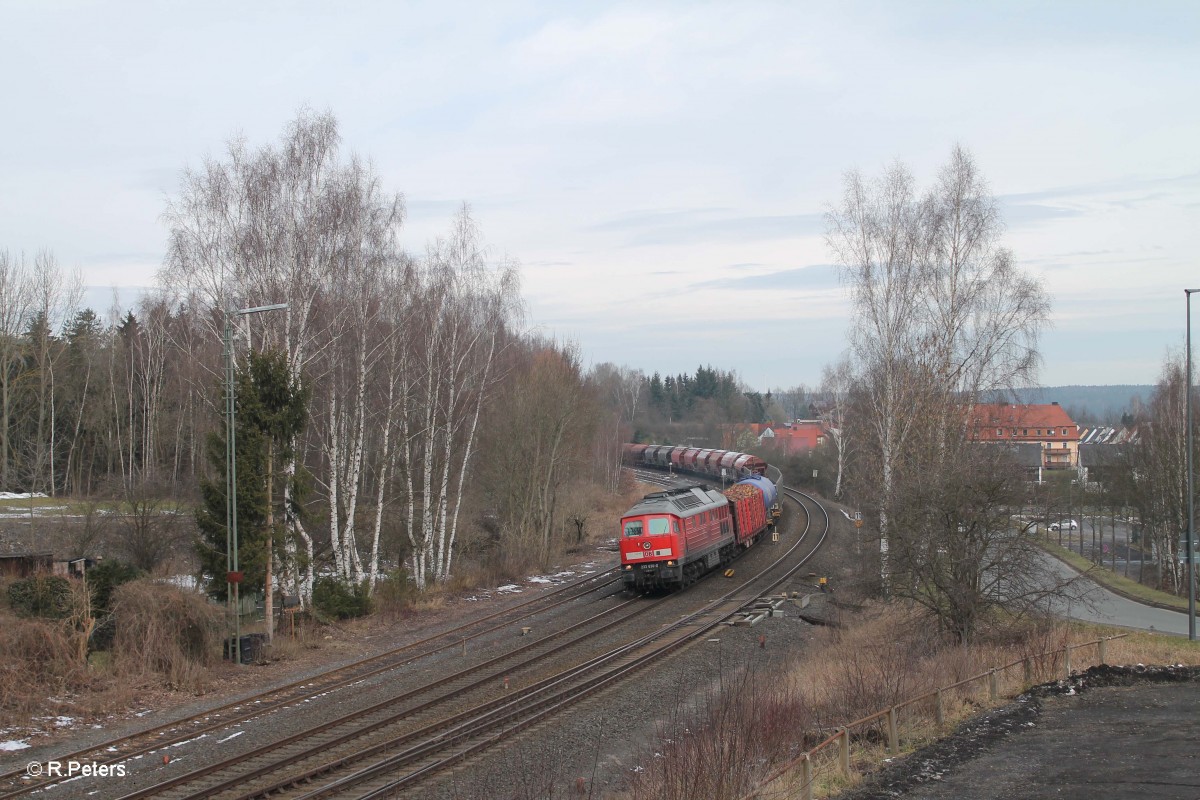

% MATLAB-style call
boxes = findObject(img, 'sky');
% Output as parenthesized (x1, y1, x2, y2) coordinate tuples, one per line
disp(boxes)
(1, 0, 1197, 391)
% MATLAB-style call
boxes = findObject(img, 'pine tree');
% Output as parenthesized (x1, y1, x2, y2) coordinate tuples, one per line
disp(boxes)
(195, 349, 308, 601)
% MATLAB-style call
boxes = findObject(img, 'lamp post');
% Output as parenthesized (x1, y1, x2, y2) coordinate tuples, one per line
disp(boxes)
(225, 302, 288, 664)
(1186, 290, 1198, 641)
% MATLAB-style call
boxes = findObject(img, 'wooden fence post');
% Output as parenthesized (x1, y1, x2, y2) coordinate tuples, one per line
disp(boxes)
(1098, 637, 1107, 665)
(989, 669, 999, 701)
(1023, 657, 1032, 684)
(800, 753, 813, 800)
(839, 727, 850, 776)
(935, 688, 945, 727)
(887, 707, 899, 753)
(1064, 645, 1072, 679)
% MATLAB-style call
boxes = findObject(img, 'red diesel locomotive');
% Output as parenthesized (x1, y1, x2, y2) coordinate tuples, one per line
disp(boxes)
(620, 473, 777, 591)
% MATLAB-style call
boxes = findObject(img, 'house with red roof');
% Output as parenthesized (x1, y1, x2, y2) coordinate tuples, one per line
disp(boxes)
(723, 420, 827, 455)
(968, 402, 1081, 470)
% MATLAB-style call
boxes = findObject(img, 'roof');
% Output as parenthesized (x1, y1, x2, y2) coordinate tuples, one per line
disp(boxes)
(1001, 443, 1046, 468)
(1079, 444, 1130, 468)
(971, 403, 1079, 429)
(623, 484, 727, 518)
(1079, 426, 1141, 445)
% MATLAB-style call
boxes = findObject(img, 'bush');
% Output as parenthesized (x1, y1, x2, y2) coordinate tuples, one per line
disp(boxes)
(87, 560, 145, 613)
(0, 609, 92, 721)
(7, 573, 72, 618)
(110, 580, 223, 690)
(372, 568, 415, 618)
(313, 576, 372, 619)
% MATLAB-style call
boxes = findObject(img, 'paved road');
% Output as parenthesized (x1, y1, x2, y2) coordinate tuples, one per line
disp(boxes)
(1044, 555, 1195, 636)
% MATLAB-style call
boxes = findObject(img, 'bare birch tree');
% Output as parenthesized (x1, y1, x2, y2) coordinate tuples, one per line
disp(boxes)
(401, 206, 519, 588)
(818, 356, 853, 499)
(162, 109, 405, 603)
(827, 146, 1050, 631)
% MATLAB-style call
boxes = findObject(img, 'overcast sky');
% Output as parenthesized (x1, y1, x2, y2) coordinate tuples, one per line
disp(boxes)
(1, 1, 1197, 391)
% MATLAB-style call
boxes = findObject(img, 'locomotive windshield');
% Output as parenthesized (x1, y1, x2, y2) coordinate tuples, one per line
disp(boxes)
(646, 517, 670, 535)
(623, 516, 671, 536)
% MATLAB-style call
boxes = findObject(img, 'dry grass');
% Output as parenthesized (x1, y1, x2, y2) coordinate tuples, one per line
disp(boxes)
(109, 579, 223, 691)
(0, 609, 96, 722)
(626, 604, 1200, 800)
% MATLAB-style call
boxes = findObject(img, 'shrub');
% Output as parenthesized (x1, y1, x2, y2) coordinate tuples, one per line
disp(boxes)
(0, 609, 92, 721)
(372, 568, 415, 618)
(110, 580, 223, 690)
(87, 560, 145, 613)
(313, 576, 372, 619)
(7, 573, 72, 618)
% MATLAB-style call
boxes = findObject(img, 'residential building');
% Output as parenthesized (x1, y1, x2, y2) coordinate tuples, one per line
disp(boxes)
(723, 420, 827, 455)
(969, 402, 1081, 470)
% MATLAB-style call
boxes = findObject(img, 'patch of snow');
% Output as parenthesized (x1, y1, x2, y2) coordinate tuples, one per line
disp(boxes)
(164, 574, 198, 590)
(217, 731, 245, 744)
(0, 739, 30, 751)
(0, 492, 48, 500)
(526, 576, 552, 584)
(496, 584, 522, 594)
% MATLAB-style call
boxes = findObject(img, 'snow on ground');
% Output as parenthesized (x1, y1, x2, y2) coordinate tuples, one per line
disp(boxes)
(0, 739, 30, 751)
(0, 492, 48, 500)
(464, 561, 602, 601)
(164, 574, 199, 590)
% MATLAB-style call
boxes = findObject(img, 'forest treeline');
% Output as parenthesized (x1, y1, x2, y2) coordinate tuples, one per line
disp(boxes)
(632, 365, 808, 447)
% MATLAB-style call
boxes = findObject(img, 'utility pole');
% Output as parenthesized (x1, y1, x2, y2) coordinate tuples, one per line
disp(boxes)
(225, 302, 288, 664)
(1186, 289, 1197, 641)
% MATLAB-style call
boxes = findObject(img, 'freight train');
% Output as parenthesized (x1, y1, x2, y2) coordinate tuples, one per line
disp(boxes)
(623, 443, 768, 480)
(619, 444, 779, 591)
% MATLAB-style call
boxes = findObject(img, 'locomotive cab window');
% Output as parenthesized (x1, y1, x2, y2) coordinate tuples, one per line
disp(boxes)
(623, 520, 643, 537)
(647, 517, 670, 535)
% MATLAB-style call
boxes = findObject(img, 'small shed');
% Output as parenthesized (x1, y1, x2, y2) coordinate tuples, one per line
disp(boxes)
(0, 552, 54, 578)
(53, 556, 99, 578)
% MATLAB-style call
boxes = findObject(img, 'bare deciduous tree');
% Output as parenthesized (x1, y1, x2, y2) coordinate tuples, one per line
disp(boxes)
(828, 146, 1051, 636)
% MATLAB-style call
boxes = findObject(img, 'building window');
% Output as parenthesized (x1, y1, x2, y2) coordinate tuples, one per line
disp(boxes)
(1023, 429, 1028, 436)
(996, 428, 1003, 436)
(1062, 428, 1069, 435)
(1036, 429, 1042, 436)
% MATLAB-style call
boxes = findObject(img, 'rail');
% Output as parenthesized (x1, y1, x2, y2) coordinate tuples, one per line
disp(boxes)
(736, 633, 1129, 800)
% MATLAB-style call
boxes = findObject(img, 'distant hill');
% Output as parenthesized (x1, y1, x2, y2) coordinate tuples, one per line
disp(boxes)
(1010, 385, 1153, 425)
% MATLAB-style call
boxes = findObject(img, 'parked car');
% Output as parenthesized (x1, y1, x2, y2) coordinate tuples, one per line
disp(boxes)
(1048, 519, 1079, 532)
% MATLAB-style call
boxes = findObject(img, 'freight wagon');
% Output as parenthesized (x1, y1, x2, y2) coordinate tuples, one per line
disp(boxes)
(622, 443, 767, 480)
(620, 474, 776, 592)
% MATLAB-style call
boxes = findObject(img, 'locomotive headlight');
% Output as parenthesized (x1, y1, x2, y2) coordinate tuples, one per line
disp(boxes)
(667, 560, 676, 566)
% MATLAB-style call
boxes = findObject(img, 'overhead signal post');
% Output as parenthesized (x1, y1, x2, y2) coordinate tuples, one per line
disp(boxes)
(225, 302, 288, 664)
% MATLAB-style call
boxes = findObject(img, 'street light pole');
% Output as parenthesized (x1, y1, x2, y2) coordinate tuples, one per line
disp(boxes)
(223, 313, 236, 665)
(225, 302, 288, 665)
(1186, 289, 1198, 641)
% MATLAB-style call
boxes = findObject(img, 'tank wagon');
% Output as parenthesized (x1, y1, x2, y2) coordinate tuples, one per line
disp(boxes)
(620, 474, 776, 592)
(622, 443, 768, 480)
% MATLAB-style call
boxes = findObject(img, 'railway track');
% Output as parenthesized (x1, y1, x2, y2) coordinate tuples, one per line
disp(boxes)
(0, 567, 621, 799)
(94, 481, 830, 800)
